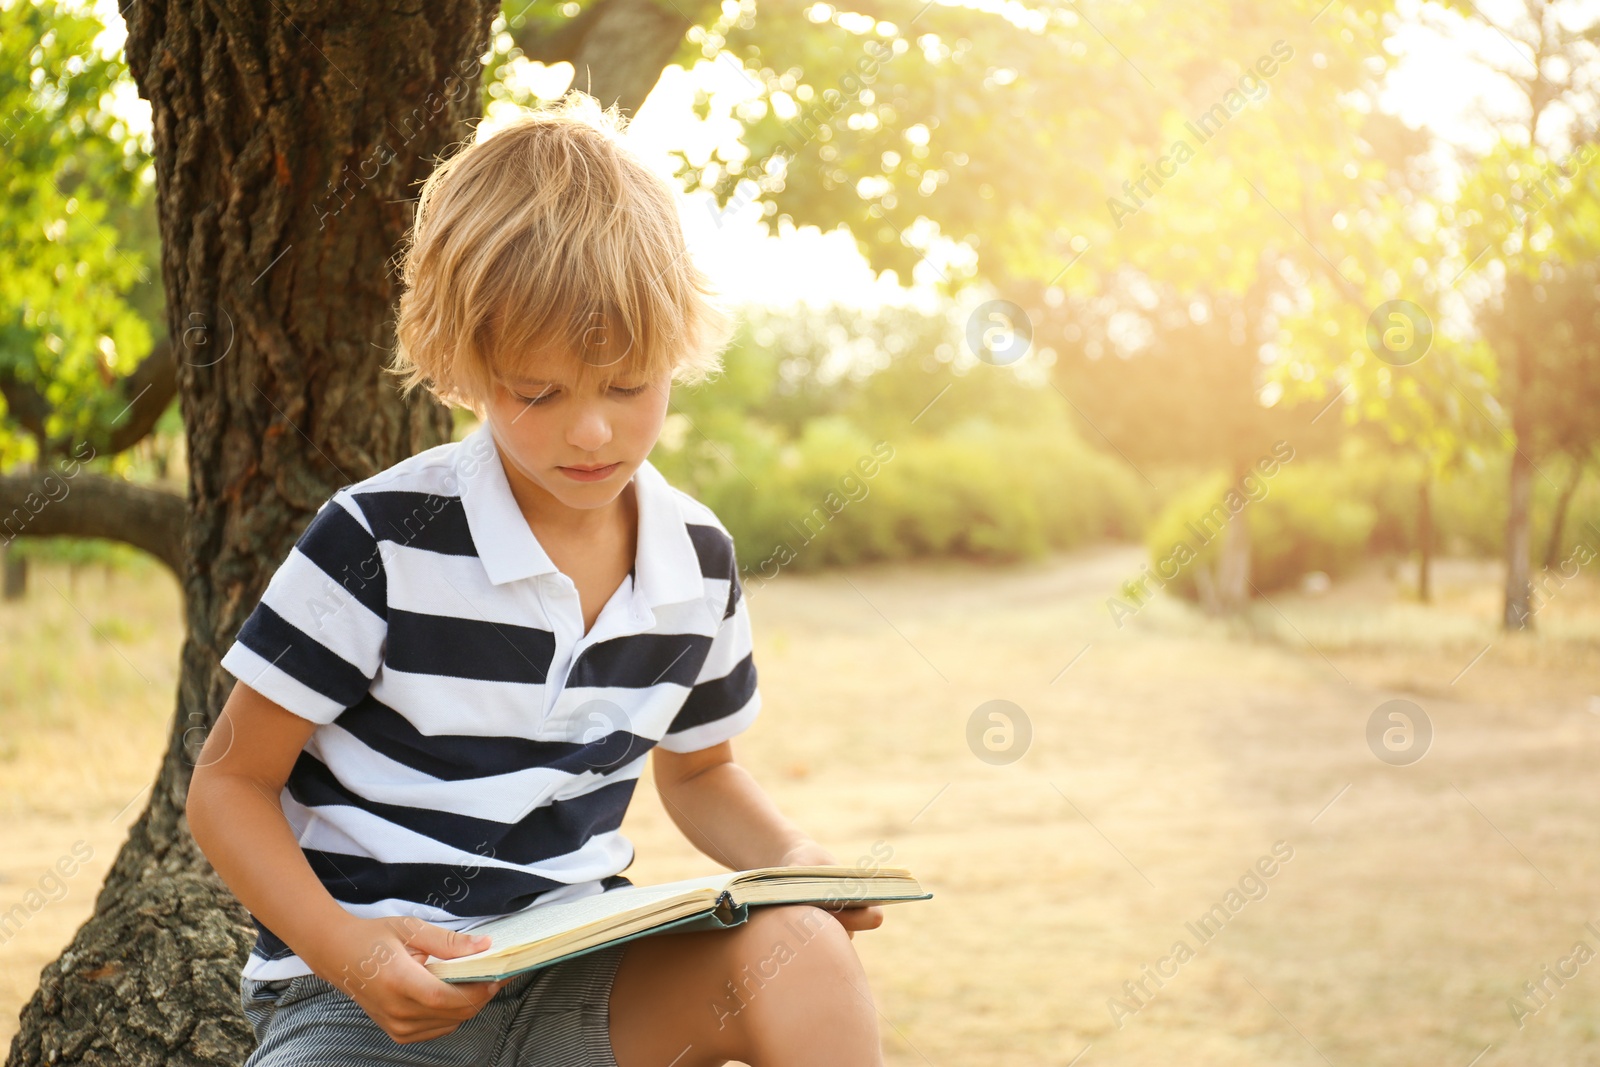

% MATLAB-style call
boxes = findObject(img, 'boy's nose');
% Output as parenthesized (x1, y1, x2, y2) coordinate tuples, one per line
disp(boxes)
(566, 406, 614, 453)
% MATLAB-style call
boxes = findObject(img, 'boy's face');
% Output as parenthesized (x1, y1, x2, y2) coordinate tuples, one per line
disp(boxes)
(480, 344, 671, 517)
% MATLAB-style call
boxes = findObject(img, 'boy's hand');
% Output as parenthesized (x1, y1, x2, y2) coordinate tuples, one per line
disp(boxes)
(776, 841, 886, 939)
(309, 916, 510, 1044)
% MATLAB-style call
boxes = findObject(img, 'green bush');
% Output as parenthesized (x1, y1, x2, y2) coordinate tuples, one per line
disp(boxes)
(1140, 473, 1231, 601)
(658, 413, 1149, 579)
(1298, 449, 1600, 565)
(1142, 463, 1377, 599)
(1424, 458, 1506, 558)
(1249, 467, 1379, 590)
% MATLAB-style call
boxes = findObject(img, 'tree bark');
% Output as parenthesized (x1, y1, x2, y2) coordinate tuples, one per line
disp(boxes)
(1542, 460, 1584, 571)
(5, 2, 497, 1063)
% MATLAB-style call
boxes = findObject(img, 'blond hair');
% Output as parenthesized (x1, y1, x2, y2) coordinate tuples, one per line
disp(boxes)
(387, 92, 736, 413)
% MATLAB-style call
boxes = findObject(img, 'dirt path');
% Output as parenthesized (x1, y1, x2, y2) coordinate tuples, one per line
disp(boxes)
(4, 549, 1598, 1064)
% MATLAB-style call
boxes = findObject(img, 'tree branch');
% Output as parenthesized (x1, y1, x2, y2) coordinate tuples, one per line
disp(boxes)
(0, 336, 178, 458)
(0, 468, 186, 576)
(0, 366, 50, 443)
(107, 335, 179, 454)
(513, 0, 709, 115)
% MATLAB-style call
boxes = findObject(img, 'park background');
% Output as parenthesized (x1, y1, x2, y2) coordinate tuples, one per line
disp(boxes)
(3, 0, 1600, 1064)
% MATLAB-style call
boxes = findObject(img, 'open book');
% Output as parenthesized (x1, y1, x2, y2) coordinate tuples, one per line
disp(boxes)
(423, 865, 932, 983)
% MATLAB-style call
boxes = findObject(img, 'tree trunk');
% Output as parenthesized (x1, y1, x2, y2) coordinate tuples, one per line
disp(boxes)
(1416, 470, 1433, 603)
(1503, 445, 1535, 631)
(1193, 562, 1219, 616)
(1497, 264, 1535, 632)
(1501, 269, 1538, 633)
(1215, 489, 1252, 614)
(1542, 460, 1584, 571)
(5, 3, 495, 1063)
(1, 542, 24, 601)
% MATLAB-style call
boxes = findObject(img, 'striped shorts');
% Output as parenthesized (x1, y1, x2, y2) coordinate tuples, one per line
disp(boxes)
(239, 945, 625, 1066)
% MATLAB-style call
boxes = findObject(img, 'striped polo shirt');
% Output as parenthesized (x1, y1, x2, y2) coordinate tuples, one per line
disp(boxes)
(218, 420, 760, 981)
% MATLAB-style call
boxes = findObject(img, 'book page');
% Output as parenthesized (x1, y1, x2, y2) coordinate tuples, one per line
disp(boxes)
(727, 868, 926, 908)
(730, 865, 916, 884)
(432, 874, 739, 964)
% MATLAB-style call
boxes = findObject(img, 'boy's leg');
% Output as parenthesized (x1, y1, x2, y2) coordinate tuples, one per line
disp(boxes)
(607, 904, 883, 1067)
(240, 971, 517, 1066)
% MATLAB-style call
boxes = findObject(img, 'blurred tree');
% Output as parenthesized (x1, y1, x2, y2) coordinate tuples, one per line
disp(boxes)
(1478, 257, 1600, 571)
(675, 300, 1064, 444)
(1044, 275, 1329, 612)
(1450, 0, 1600, 629)
(1265, 138, 1502, 603)
(986, 2, 1412, 611)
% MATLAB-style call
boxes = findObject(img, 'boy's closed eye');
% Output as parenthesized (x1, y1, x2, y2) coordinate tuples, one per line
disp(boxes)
(512, 383, 652, 406)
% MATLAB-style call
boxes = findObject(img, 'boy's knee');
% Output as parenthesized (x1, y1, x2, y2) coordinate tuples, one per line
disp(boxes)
(743, 903, 840, 941)
(707, 906, 877, 1058)
(723, 905, 856, 981)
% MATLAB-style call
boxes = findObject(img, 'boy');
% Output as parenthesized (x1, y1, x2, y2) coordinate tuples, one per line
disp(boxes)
(187, 93, 886, 1067)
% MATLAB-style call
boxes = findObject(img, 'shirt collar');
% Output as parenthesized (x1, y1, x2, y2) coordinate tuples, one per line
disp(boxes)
(630, 457, 710, 609)
(454, 421, 706, 610)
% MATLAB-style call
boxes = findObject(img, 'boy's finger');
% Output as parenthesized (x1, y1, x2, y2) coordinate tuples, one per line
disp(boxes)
(389, 955, 502, 1017)
(436, 980, 502, 1013)
(834, 905, 884, 931)
(450, 977, 510, 1003)
(401, 921, 493, 962)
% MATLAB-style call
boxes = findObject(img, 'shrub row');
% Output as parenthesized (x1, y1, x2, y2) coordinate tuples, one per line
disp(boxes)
(1141, 449, 1600, 598)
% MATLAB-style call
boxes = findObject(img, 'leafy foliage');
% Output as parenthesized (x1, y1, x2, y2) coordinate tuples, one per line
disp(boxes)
(0, 0, 160, 466)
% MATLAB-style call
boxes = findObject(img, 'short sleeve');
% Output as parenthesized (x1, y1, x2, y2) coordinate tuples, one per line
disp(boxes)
(658, 561, 761, 752)
(219, 490, 388, 725)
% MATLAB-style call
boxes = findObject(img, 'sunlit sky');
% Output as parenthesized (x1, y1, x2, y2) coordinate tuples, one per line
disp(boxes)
(96, 1, 1563, 313)
(484, 54, 942, 313)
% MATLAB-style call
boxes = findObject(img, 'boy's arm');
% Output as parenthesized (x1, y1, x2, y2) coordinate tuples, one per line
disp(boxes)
(649, 538, 881, 928)
(652, 742, 885, 936)
(651, 741, 807, 870)
(187, 680, 507, 1040)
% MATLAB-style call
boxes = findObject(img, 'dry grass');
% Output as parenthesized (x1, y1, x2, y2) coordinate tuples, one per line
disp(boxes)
(3, 548, 1599, 1064)
(0, 559, 181, 1044)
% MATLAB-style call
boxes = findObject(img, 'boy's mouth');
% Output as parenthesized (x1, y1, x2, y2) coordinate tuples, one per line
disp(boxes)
(558, 462, 620, 482)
